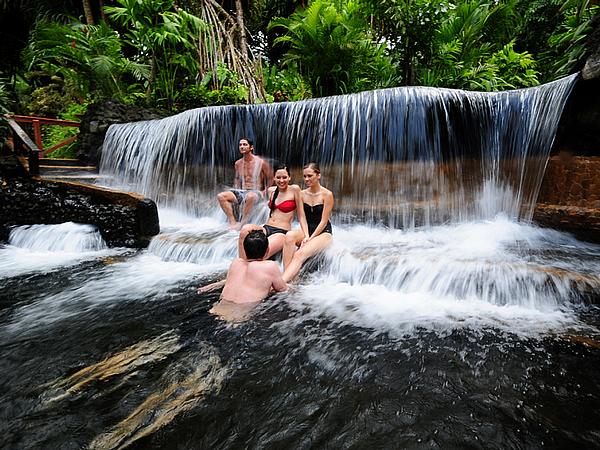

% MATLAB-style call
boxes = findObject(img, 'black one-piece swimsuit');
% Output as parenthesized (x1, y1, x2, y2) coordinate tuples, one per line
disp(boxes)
(304, 203, 332, 235)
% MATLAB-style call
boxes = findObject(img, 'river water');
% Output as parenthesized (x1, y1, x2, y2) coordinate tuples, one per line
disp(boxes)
(1, 208, 600, 449)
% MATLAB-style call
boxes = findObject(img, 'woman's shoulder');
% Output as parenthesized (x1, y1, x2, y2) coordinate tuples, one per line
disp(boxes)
(322, 187, 334, 198)
(289, 184, 302, 192)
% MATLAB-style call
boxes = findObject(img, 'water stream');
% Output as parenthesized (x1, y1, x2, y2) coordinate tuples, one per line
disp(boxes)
(2, 76, 600, 449)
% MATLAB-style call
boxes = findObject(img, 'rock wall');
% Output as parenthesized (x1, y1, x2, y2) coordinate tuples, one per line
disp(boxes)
(0, 155, 160, 248)
(77, 100, 166, 165)
(553, 78, 600, 157)
(534, 155, 600, 243)
(536, 31, 600, 244)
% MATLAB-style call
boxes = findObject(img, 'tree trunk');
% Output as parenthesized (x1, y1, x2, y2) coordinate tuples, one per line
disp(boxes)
(98, 0, 107, 22)
(146, 54, 156, 106)
(234, 0, 248, 58)
(82, 0, 95, 25)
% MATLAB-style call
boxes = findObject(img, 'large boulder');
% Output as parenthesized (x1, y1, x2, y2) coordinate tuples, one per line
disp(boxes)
(0, 154, 159, 248)
(582, 15, 600, 80)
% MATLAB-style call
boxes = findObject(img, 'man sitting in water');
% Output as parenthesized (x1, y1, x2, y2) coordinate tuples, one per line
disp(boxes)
(198, 230, 287, 306)
(217, 138, 273, 230)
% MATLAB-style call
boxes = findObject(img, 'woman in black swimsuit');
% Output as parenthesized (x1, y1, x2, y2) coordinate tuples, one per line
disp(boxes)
(282, 162, 334, 282)
(239, 164, 308, 260)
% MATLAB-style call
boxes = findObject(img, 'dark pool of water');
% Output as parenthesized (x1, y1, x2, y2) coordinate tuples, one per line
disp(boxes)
(1, 264, 600, 450)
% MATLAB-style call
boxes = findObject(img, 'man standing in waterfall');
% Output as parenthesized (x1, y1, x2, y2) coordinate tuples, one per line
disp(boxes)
(217, 137, 273, 230)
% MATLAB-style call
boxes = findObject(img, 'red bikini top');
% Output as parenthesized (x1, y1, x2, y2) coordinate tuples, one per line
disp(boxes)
(269, 198, 296, 213)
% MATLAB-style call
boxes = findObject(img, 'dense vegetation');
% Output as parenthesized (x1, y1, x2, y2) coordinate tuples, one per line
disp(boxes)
(0, 0, 597, 155)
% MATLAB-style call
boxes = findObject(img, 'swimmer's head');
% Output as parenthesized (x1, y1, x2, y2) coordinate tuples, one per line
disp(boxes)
(244, 230, 269, 260)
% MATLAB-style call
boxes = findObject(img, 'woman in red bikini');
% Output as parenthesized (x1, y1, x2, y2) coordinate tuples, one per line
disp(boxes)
(282, 162, 334, 282)
(238, 164, 308, 259)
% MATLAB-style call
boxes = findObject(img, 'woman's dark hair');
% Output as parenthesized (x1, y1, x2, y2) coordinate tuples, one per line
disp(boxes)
(243, 230, 269, 259)
(303, 162, 320, 173)
(269, 164, 291, 216)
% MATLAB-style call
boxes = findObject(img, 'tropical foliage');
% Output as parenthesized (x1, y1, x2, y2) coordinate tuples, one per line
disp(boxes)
(105, 0, 207, 107)
(269, 0, 397, 96)
(24, 20, 137, 102)
(42, 102, 88, 158)
(0, 0, 597, 125)
(541, 0, 599, 80)
(418, 1, 540, 90)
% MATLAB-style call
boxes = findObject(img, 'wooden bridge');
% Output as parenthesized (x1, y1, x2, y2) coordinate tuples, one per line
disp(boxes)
(3, 114, 96, 178)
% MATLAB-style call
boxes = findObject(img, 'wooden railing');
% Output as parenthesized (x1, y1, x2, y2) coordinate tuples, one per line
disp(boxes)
(3, 114, 80, 175)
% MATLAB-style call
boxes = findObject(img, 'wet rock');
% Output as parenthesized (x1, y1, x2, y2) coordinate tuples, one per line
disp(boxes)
(0, 173, 159, 248)
(535, 156, 600, 243)
(582, 15, 600, 81)
(77, 100, 166, 165)
(534, 204, 600, 243)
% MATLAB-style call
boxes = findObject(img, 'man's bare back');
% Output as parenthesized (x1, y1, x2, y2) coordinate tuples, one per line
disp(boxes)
(198, 230, 287, 318)
(221, 258, 287, 303)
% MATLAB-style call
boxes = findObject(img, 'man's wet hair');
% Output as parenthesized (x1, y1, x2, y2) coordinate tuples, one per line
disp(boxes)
(240, 137, 254, 147)
(244, 230, 268, 259)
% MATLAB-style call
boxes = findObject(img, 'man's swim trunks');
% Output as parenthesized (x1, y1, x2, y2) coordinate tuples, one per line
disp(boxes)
(230, 189, 262, 204)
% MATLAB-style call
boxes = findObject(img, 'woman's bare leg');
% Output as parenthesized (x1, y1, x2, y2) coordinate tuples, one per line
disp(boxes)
(282, 234, 332, 283)
(265, 233, 287, 259)
(283, 230, 304, 269)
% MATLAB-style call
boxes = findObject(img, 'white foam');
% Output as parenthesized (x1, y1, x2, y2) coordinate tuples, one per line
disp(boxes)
(9, 222, 107, 252)
(0, 223, 122, 278)
(280, 217, 600, 336)
(287, 281, 583, 337)
(2, 253, 225, 335)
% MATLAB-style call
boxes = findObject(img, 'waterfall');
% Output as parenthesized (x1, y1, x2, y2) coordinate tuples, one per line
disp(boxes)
(8, 223, 107, 252)
(99, 75, 577, 227)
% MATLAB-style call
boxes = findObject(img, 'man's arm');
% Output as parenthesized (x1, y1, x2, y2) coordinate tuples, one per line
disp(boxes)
(197, 279, 226, 294)
(269, 263, 288, 292)
(233, 160, 242, 188)
(261, 159, 274, 192)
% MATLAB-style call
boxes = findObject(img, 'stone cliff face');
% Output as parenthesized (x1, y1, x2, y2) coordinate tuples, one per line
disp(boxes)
(535, 31, 600, 243)
(534, 156, 600, 243)
(538, 156, 600, 208)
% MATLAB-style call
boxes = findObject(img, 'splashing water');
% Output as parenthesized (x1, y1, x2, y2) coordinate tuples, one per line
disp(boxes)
(9, 222, 108, 252)
(93, 75, 596, 335)
(0, 222, 122, 277)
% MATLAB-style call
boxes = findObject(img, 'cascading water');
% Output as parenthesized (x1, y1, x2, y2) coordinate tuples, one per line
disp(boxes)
(2, 76, 600, 449)
(100, 74, 577, 225)
(0, 222, 119, 278)
(95, 73, 594, 318)
(8, 222, 108, 252)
